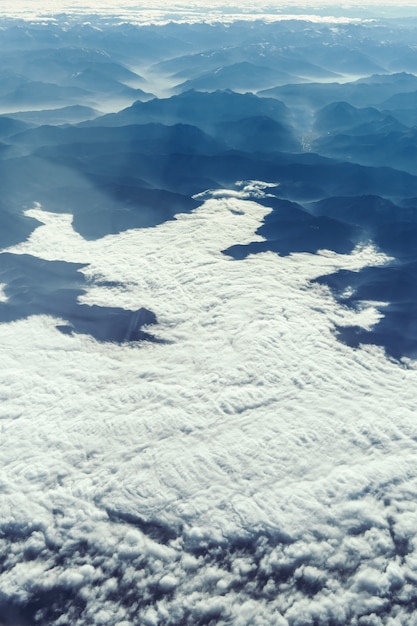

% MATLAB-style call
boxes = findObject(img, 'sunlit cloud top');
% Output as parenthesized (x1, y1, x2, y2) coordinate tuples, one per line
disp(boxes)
(1, 0, 417, 24)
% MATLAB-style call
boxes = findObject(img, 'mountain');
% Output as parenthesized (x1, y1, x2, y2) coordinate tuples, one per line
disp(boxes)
(172, 62, 296, 94)
(0, 252, 157, 342)
(86, 90, 290, 128)
(260, 72, 417, 110)
(1, 47, 145, 85)
(0, 115, 30, 137)
(4, 105, 101, 125)
(382, 89, 417, 109)
(0, 76, 90, 108)
(213, 116, 299, 152)
(4, 13, 417, 626)
(314, 262, 417, 359)
(0, 48, 152, 114)
(0, 207, 40, 248)
(152, 42, 337, 83)
(314, 101, 388, 133)
(299, 43, 385, 75)
(313, 126, 417, 175)
(224, 198, 360, 257)
(10, 122, 225, 155)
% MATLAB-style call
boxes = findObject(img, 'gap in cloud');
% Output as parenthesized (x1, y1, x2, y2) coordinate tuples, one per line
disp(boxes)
(0, 252, 158, 343)
(220, 182, 417, 362)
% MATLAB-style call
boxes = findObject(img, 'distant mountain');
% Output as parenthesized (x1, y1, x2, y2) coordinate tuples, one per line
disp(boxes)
(223, 194, 360, 258)
(314, 262, 417, 359)
(299, 43, 385, 75)
(306, 195, 411, 229)
(4, 105, 101, 125)
(69, 186, 201, 240)
(0, 116, 30, 137)
(65, 67, 153, 101)
(353, 71, 417, 87)
(313, 126, 417, 174)
(0, 253, 157, 343)
(35, 147, 417, 200)
(314, 101, 388, 133)
(0, 51, 152, 113)
(153, 42, 337, 82)
(86, 90, 290, 129)
(0, 76, 90, 108)
(260, 72, 417, 110)
(0, 150, 203, 240)
(378, 107, 417, 127)
(0, 207, 40, 248)
(0, 21, 196, 64)
(172, 62, 296, 94)
(1, 47, 145, 85)
(387, 48, 417, 73)
(12, 123, 225, 155)
(382, 89, 417, 109)
(339, 115, 406, 136)
(213, 116, 299, 152)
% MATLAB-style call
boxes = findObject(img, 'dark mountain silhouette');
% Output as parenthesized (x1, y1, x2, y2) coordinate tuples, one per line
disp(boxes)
(153, 41, 338, 83)
(0, 207, 41, 248)
(260, 72, 417, 110)
(213, 116, 299, 152)
(0, 151, 201, 240)
(221, 195, 362, 259)
(9, 144, 416, 213)
(382, 89, 417, 109)
(0, 48, 152, 113)
(1, 47, 145, 85)
(4, 105, 101, 125)
(0, 116, 30, 137)
(69, 186, 201, 240)
(11, 122, 224, 155)
(0, 76, 90, 108)
(85, 90, 290, 128)
(224, 214, 360, 258)
(64, 67, 153, 101)
(0, 78, 90, 108)
(313, 126, 417, 175)
(314, 262, 417, 359)
(307, 195, 411, 229)
(172, 62, 298, 93)
(300, 43, 384, 75)
(314, 102, 388, 133)
(0, 253, 157, 343)
(354, 71, 417, 87)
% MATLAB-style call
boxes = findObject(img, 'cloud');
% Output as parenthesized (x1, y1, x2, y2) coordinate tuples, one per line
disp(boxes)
(193, 180, 278, 202)
(1, 188, 417, 624)
(0, 1, 372, 25)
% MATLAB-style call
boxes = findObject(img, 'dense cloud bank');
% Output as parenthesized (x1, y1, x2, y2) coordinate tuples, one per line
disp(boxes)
(0, 195, 416, 626)
(1, 11, 417, 626)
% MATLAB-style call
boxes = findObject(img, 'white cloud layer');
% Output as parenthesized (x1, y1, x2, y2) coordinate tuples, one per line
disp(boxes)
(0, 0, 384, 24)
(1, 188, 417, 624)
